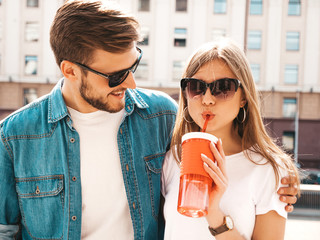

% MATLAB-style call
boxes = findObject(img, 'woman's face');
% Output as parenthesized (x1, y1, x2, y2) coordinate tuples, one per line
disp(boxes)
(186, 59, 246, 138)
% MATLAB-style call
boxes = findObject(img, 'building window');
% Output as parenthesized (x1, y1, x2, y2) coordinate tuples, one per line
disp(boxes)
(288, 0, 300, 16)
(212, 29, 226, 41)
(214, 0, 227, 14)
(250, 0, 263, 15)
(286, 32, 299, 51)
(176, 0, 187, 12)
(247, 30, 262, 50)
(138, 27, 149, 46)
(284, 64, 298, 84)
(25, 22, 40, 42)
(250, 64, 260, 83)
(173, 61, 185, 81)
(134, 59, 148, 80)
(282, 131, 295, 152)
(174, 28, 187, 47)
(283, 98, 296, 118)
(27, 0, 39, 7)
(23, 88, 38, 105)
(138, 0, 150, 12)
(25, 55, 38, 75)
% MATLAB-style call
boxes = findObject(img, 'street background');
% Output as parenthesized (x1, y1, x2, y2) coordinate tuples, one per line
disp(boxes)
(285, 209, 320, 240)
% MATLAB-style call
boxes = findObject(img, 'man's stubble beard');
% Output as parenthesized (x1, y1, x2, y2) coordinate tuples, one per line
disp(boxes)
(79, 77, 125, 113)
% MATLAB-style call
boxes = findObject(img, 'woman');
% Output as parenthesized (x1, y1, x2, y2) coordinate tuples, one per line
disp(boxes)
(161, 39, 300, 239)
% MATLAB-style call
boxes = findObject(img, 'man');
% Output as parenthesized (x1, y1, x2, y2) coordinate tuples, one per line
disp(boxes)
(0, 1, 297, 239)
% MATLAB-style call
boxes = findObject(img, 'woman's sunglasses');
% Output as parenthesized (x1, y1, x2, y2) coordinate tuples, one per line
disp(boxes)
(181, 77, 241, 101)
(74, 46, 143, 88)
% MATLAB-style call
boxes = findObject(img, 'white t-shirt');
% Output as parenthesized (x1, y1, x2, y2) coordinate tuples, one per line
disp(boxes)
(161, 148, 287, 240)
(68, 107, 134, 240)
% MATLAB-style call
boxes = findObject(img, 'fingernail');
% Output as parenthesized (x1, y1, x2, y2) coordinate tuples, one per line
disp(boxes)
(282, 196, 286, 201)
(203, 162, 209, 168)
(283, 179, 287, 184)
(279, 189, 284, 194)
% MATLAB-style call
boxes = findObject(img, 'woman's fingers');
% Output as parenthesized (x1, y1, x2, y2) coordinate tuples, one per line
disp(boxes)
(201, 153, 227, 188)
(209, 140, 227, 176)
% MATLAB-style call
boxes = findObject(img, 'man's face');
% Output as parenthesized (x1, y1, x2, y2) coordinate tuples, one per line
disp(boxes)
(78, 47, 138, 113)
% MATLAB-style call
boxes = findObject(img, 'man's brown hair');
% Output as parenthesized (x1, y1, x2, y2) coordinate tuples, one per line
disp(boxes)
(50, 0, 140, 67)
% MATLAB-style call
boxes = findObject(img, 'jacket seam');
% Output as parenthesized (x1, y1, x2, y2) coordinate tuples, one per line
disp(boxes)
(136, 110, 176, 120)
(0, 128, 14, 162)
(122, 123, 144, 239)
(2, 122, 58, 141)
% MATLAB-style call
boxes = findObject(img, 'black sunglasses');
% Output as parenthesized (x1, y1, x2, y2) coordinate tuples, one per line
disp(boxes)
(74, 46, 143, 88)
(181, 77, 241, 101)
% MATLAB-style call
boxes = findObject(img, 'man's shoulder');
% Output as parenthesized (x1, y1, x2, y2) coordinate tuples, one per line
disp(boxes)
(133, 88, 178, 112)
(0, 94, 51, 136)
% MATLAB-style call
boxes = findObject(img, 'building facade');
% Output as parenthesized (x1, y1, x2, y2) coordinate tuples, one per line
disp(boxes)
(0, 0, 319, 168)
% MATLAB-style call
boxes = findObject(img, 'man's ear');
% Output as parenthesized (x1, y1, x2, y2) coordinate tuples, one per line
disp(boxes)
(60, 60, 79, 81)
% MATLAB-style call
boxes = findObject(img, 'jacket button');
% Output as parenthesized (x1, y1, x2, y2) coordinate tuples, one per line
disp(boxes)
(120, 129, 123, 134)
(132, 202, 136, 209)
(70, 138, 75, 143)
(72, 216, 77, 221)
(72, 176, 77, 181)
(126, 164, 129, 171)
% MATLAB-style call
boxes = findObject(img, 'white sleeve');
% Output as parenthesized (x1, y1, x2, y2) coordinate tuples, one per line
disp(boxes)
(161, 149, 179, 197)
(254, 163, 288, 219)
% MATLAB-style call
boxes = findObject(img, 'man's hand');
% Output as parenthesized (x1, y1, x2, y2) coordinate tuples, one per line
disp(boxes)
(277, 176, 298, 212)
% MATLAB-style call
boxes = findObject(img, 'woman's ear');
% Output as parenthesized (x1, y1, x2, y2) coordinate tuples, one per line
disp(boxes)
(240, 99, 247, 108)
(60, 60, 78, 81)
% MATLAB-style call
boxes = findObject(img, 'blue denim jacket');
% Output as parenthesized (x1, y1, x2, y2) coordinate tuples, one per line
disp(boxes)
(0, 79, 177, 240)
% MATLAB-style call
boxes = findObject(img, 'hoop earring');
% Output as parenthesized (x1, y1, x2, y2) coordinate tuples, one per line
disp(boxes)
(237, 107, 246, 123)
(183, 107, 194, 123)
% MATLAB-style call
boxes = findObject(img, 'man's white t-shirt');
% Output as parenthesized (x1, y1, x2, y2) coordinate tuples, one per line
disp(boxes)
(161, 149, 287, 240)
(68, 107, 133, 239)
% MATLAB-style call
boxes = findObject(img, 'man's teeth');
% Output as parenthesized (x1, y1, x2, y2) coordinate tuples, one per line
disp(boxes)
(113, 91, 123, 96)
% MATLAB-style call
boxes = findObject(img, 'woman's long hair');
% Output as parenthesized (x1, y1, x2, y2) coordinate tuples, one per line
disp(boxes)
(171, 39, 300, 189)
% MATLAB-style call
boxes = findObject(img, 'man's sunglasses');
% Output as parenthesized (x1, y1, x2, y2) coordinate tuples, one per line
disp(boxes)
(74, 46, 143, 88)
(181, 77, 241, 101)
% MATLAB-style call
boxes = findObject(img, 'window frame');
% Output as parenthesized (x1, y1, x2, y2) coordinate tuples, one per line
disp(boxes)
(214, 0, 227, 14)
(286, 31, 300, 51)
(250, 0, 263, 15)
(284, 64, 299, 84)
(247, 30, 262, 50)
(283, 98, 297, 118)
(288, 0, 301, 16)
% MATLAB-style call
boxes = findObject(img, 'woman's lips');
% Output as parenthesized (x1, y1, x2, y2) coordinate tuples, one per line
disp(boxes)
(202, 111, 215, 120)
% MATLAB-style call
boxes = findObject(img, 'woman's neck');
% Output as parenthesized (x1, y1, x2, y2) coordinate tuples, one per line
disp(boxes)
(208, 128, 242, 156)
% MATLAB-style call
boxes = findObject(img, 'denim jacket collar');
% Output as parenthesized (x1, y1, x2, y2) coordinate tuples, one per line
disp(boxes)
(125, 88, 149, 115)
(48, 80, 69, 124)
(48, 79, 149, 123)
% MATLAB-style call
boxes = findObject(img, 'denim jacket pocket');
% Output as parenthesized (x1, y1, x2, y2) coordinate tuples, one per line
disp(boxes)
(144, 152, 166, 220)
(15, 175, 64, 239)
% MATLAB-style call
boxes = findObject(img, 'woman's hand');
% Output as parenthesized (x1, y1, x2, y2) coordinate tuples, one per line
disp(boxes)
(201, 138, 228, 210)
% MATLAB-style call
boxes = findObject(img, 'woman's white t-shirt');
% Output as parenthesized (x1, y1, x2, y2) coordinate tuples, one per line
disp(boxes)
(161, 149, 287, 240)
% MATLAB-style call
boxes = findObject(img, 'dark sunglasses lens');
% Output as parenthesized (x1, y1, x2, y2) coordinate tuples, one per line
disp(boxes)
(186, 80, 206, 98)
(108, 70, 129, 87)
(212, 79, 237, 100)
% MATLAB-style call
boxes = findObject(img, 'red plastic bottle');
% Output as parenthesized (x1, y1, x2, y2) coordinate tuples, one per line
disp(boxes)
(177, 132, 218, 218)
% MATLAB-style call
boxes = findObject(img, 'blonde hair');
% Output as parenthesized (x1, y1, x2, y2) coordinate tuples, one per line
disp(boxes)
(171, 38, 300, 190)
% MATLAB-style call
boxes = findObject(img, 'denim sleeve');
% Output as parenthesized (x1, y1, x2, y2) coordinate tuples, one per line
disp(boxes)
(0, 129, 21, 238)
